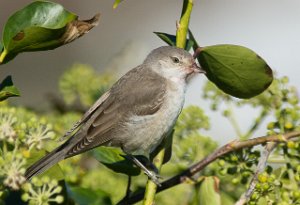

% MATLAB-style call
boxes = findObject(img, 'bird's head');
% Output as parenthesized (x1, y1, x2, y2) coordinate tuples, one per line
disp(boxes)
(144, 46, 205, 81)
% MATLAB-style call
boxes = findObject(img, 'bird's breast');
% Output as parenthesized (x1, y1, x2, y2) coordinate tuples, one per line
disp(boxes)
(121, 79, 187, 156)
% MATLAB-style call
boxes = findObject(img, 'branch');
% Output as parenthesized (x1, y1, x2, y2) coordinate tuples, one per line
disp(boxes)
(235, 142, 277, 205)
(117, 130, 300, 205)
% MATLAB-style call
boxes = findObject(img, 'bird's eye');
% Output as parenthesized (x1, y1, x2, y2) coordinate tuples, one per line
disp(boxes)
(171, 57, 180, 64)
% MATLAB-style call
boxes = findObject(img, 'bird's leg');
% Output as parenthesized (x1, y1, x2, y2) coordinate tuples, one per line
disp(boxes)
(135, 155, 160, 174)
(123, 154, 162, 186)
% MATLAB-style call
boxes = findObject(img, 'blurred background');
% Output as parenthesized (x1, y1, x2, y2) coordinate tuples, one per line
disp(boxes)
(1, 0, 300, 143)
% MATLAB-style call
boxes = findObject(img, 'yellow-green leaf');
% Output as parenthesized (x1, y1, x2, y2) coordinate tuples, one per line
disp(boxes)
(199, 176, 221, 205)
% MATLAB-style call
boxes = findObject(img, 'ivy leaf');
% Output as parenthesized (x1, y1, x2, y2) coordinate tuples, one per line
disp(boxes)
(0, 75, 20, 101)
(199, 176, 221, 205)
(92, 147, 141, 176)
(154, 32, 194, 51)
(196, 44, 273, 98)
(0, 1, 100, 64)
(67, 185, 112, 205)
(113, 0, 125, 9)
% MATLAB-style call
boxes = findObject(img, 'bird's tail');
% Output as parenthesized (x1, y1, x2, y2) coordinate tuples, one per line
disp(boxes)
(25, 145, 67, 180)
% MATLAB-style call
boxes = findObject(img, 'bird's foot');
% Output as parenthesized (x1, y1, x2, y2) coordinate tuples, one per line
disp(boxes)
(122, 154, 162, 186)
(143, 169, 162, 186)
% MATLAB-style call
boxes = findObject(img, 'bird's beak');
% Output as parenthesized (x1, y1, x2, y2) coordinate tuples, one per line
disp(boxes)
(190, 62, 206, 74)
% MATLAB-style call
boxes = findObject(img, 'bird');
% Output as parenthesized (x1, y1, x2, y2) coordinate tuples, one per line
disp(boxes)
(25, 46, 205, 185)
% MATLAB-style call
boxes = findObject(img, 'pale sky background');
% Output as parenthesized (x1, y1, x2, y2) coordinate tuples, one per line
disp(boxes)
(1, 0, 300, 143)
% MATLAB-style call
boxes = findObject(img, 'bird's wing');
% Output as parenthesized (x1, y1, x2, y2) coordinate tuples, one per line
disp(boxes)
(59, 91, 110, 141)
(64, 66, 167, 157)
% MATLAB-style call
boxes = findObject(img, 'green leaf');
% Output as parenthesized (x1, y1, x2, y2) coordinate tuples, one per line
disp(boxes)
(185, 38, 194, 51)
(113, 0, 125, 9)
(0, 1, 77, 64)
(188, 29, 199, 49)
(199, 176, 221, 205)
(197, 44, 273, 98)
(0, 41, 3, 52)
(92, 147, 141, 176)
(0, 1, 100, 64)
(154, 32, 177, 46)
(0, 75, 20, 101)
(220, 191, 236, 205)
(154, 32, 194, 51)
(67, 185, 112, 205)
(25, 149, 64, 181)
(150, 130, 174, 164)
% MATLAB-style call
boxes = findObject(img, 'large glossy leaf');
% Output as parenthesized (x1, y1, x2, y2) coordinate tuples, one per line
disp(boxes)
(196, 44, 273, 98)
(92, 147, 141, 176)
(199, 176, 221, 205)
(0, 1, 99, 64)
(25, 149, 64, 181)
(0, 76, 20, 101)
(154, 32, 194, 51)
(67, 185, 112, 205)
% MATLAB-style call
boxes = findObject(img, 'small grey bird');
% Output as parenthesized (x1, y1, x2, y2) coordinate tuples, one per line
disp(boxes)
(25, 46, 205, 184)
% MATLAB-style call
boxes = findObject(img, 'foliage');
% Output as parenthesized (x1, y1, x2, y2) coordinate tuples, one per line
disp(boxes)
(1, 63, 299, 205)
(0, 1, 99, 104)
(196, 44, 273, 98)
(205, 76, 300, 204)
(59, 64, 114, 107)
(0, 76, 20, 101)
(0, 1, 299, 205)
(0, 1, 99, 65)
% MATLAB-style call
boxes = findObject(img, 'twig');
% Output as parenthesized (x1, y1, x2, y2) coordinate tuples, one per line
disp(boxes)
(226, 104, 243, 138)
(235, 142, 277, 205)
(126, 176, 132, 199)
(176, 0, 194, 49)
(142, 149, 165, 205)
(118, 176, 133, 205)
(117, 130, 300, 205)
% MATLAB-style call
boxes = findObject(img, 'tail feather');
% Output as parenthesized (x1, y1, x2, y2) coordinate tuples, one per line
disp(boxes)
(25, 146, 66, 180)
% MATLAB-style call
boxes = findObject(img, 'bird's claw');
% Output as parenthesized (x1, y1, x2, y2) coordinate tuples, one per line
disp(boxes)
(143, 170, 162, 186)
(122, 154, 162, 186)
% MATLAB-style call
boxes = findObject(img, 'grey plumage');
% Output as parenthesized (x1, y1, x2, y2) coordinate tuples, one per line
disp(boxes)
(25, 46, 204, 180)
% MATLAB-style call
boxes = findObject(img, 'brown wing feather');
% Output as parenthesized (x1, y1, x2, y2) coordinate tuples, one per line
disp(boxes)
(64, 66, 167, 158)
(59, 91, 110, 141)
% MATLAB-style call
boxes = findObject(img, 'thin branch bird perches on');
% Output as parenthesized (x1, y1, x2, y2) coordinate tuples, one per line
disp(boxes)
(117, 130, 300, 205)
